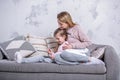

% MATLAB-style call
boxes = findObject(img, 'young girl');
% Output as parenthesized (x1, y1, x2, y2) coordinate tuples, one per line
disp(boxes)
(14, 28, 68, 63)
(57, 11, 92, 50)
(48, 28, 69, 59)
(48, 28, 90, 64)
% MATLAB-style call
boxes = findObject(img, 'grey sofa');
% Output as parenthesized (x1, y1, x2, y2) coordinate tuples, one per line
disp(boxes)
(0, 44, 119, 80)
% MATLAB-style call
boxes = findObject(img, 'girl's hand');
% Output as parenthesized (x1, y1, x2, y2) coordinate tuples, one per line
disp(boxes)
(47, 49, 55, 59)
(48, 49, 52, 55)
(62, 43, 72, 50)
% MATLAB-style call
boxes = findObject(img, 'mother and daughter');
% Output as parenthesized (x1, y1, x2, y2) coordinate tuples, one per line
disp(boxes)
(15, 11, 92, 64)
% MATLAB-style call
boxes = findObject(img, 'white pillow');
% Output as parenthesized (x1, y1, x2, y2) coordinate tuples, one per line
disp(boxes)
(25, 35, 59, 56)
(25, 34, 48, 56)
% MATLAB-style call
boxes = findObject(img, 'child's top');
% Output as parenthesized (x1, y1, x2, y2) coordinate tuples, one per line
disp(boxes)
(56, 41, 69, 54)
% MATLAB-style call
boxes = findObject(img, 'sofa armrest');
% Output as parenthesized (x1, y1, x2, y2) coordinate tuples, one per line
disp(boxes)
(104, 45, 120, 80)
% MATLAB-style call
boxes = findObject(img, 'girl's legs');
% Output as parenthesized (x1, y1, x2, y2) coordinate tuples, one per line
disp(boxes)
(21, 55, 44, 63)
(44, 58, 53, 63)
(54, 53, 79, 65)
(60, 49, 90, 62)
(15, 52, 53, 63)
(15, 52, 44, 63)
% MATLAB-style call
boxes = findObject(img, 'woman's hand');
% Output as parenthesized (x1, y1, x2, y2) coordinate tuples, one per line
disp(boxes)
(62, 43, 72, 50)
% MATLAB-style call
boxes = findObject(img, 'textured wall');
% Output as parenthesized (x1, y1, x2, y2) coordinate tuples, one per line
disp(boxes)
(0, 0, 120, 56)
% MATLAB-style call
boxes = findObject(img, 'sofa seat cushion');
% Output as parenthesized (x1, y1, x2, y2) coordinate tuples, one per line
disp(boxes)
(0, 58, 106, 74)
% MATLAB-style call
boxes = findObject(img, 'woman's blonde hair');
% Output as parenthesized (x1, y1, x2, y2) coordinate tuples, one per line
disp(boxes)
(57, 11, 76, 27)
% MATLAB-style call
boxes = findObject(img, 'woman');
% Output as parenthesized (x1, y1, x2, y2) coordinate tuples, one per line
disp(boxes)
(57, 11, 92, 49)
(51, 11, 92, 65)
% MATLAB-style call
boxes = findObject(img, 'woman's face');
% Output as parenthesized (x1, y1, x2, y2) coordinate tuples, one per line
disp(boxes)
(58, 20, 69, 29)
(55, 33, 66, 45)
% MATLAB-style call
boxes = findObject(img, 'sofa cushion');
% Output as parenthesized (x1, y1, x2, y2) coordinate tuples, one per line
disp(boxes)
(0, 58, 106, 74)
(0, 36, 35, 60)
(25, 34, 48, 56)
(25, 35, 58, 56)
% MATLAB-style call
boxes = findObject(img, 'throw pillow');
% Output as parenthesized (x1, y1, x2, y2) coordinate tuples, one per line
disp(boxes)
(87, 44, 105, 53)
(0, 36, 35, 60)
(25, 34, 48, 56)
(90, 47, 106, 59)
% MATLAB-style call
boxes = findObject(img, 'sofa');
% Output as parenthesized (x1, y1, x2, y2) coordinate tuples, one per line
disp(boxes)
(0, 36, 120, 80)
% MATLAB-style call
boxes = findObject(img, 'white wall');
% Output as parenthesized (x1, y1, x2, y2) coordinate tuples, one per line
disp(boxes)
(0, 0, 120, 57)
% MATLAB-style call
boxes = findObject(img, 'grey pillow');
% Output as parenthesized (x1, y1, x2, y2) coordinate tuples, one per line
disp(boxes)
(0, 36, 35, 60)
(90, 47, 106, 59)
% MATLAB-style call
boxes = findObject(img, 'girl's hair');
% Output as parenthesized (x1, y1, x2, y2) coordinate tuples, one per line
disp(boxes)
(57, 11, 76, 27)
(54, 28, 68, 41)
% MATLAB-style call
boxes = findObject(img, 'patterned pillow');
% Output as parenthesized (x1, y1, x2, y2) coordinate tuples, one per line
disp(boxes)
(25, 34, 48, 56)
(0, 36, 35, 60)
(90, 47, 106, 59)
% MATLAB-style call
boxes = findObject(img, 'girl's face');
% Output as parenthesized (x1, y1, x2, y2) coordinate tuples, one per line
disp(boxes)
(58, 20, 69, 29)
(55, 33, 66, 45)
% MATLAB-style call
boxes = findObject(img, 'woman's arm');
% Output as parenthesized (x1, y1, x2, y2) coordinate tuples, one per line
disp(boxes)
(67, 25, 92, 49)
(70, 40, 91, 49)
(73, 26, 91, 48)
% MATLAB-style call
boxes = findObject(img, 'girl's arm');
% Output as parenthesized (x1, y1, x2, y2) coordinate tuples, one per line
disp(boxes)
(48, 49, 55, 59)
(53, 45, 59, 53)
